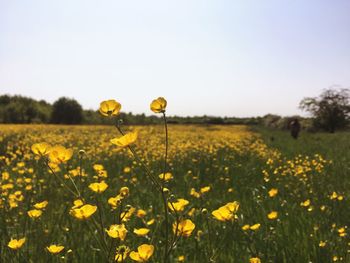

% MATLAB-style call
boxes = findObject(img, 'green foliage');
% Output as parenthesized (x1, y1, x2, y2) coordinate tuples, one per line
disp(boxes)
(300, 88, 350, 133)
(0, 95, 51, 123)
(0, 94, 263, 125)
(50, 97, 83, 124)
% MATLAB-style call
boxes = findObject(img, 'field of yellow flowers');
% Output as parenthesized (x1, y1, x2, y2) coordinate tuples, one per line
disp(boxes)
(1, 98, 349, 263)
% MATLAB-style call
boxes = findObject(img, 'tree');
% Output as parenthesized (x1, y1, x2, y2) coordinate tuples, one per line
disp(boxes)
(0, 94, 51, 123)
(299, 88, 350, 132)
(50, 97, 83, 124)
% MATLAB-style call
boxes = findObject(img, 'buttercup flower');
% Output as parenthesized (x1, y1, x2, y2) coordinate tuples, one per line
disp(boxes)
(129, 244, 154, 262)
(28, 209, 43, 218)
(250, 257, 261, 263)
(267, 211, 278, 220)
(250, 223, 261, 231)
(108, 195, 122, 209)
(106, 224, 128, 241)
(212, 201, 239, 222)
(111, 132, 138, 148)
(99, 99, 121, 117)
(159, 172, 173, 181)
(34, 200, 48, 209)
(150, 97, 167, 113)
(72, 199, 84, 209)
(31, 143, 51, 156)
(173, 219, 195, 237)
(168, 198, 189, 212)
(70, 204, 97, 220)
(88, 181, 108, 193)
(48, 145, 73, 163)
(46, 244, 64, 254)
(115, 245, 130, 262)
(133, 228, 150, 237)
(242, 224, 250, 231)
(120, 186, 130, 197)
(8, 238, 26, 250)
(136, 209, 147, 218)
(120, 207, 136, 222)
(268, 188, 278, 197)
(200, 186, 211, 194)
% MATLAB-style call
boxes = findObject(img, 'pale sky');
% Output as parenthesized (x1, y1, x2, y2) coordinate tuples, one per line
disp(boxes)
(0, 0, 349, 117)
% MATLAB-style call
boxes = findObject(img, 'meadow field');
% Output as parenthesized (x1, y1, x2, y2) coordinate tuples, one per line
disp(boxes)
(0, 123, 349, 263)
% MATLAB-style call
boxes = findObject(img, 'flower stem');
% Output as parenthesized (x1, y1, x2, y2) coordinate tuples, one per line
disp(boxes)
(162, 112, 170, 263)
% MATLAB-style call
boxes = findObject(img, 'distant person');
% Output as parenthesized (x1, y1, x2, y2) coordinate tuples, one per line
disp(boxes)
(289, 118, 301, 139)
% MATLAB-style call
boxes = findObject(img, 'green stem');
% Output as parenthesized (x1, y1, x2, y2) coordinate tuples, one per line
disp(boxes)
(166, 202, 180, 258)
(205, 215, 213, 255)
(161, 112, 170, 263)
(85, 220, 109, 261)
(115, 125, 162, 191)
(44, 159, 78, 198)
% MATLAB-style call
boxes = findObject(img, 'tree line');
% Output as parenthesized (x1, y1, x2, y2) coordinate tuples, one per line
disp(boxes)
(0, 95, 260, 125)
(0, 88, 349, 132)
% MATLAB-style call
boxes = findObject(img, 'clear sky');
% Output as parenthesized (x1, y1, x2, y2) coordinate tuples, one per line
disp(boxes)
(0, 0, 349, 117)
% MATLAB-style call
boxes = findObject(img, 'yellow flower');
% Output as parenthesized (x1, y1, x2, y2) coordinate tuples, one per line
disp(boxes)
(177, 255, 185, 262)
(168, 198, 189, 212)
(212, 201, 239, 222)
(133, 228, 150, 237)
(34, 200, 48, 209)
(319, 241, 326, 247)
(108, 195, 122, 209)
(301, 199, 311, 207)
(72, 199, 84, 209)
(330, 191, 338, 200)
(99, 99, 121, 117)
(136, 209, 147, 218)
(28, 209, 43, 218)
(121, 207, 136, 222)
(250, 223, 261, 231)
(115, 245, 130, 262)
(123, 166, 131, 173)
(129, 244, 154, 262)
(46, 244, 64, 254)
(120, 186, 130, 197)
(93, 164, 104, 171)
(8, 238, 26, 250)
(111, 132, 138, 148)
(250, 257, 261, 263)
(190, 188, 201, 198)
(48, 145, 73, 163)
(150, 97, 167, 113)
(146, 219, 155, 226)
(70, 204, 97, 220)
(200, 186, 211, 194)
(88, 181, 108, 193)
(31, 143, 51, 156)
(159, 172, 173, 181)
(173, 219, 195, 237)
(242, 224, 250, 231)
(188, 207, 196, 217)
(338, 227, 347, 237)
(268, 188, 278, 197)
(106, 224, 128, 241)
(267, 211, 278, 220)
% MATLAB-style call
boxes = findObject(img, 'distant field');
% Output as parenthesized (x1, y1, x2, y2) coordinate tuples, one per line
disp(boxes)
(0, 124, 349, 262)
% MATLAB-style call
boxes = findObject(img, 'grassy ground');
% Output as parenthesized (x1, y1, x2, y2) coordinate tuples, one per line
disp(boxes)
(0, 124, 349, 262)
(254, 127, 350, 190)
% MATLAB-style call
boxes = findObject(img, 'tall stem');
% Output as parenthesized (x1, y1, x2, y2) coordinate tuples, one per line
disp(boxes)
(115, 125, 162, 191)
(44, 159, 78, 198)
(162, 112, 169, 263)
(162, 112, 169, 187)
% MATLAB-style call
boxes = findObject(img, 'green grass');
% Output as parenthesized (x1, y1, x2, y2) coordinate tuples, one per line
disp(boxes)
(1, 125, 350, 262)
